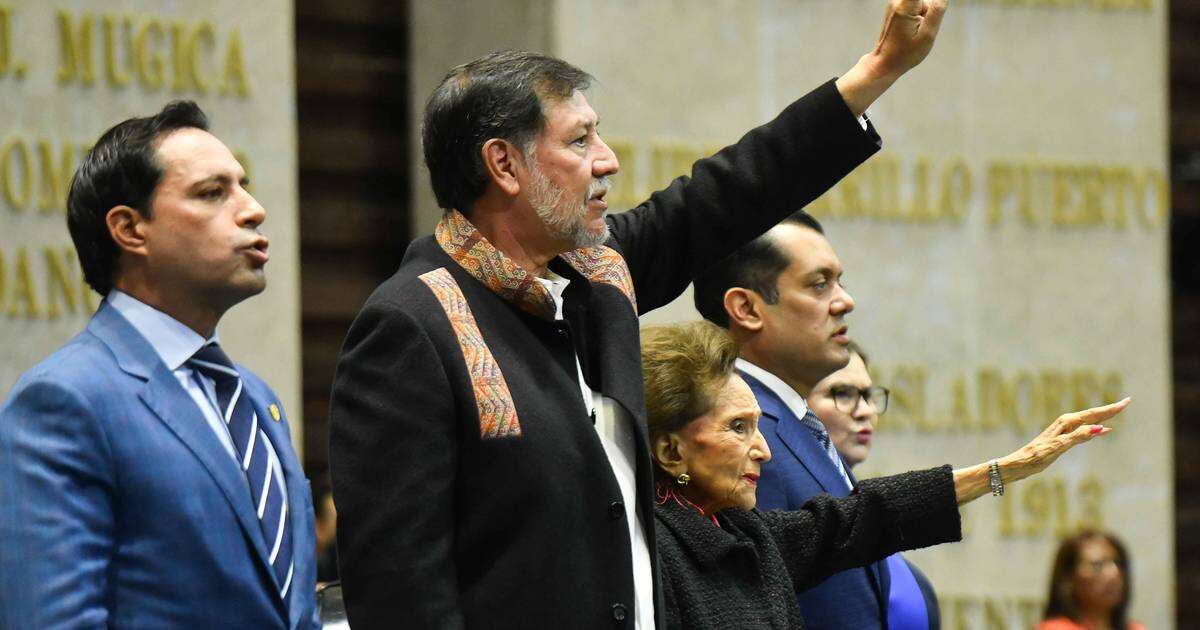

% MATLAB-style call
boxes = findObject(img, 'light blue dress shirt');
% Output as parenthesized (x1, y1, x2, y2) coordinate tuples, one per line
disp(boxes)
(106, 290, 287, 504)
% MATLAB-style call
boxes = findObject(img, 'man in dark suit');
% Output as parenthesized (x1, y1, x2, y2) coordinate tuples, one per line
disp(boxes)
(0, 102, 319, 628)
(329, 2, 948, 627)
(695, 211, 895, 628)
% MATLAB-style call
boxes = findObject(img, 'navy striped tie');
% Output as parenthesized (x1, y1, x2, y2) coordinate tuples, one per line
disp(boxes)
(189, 343, 294, 599)
(799, 409, 854, 491)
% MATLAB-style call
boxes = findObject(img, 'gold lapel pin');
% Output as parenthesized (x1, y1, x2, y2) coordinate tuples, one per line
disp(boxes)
(269, 404, 281, 421)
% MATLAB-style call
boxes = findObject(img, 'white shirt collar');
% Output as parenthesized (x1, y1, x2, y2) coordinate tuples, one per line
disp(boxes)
(107, 290, 217, 371)
(533, 271, 571, 320)
(735, 357, 809, 419)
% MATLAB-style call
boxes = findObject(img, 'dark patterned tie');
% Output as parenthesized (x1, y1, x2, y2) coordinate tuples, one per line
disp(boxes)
(189, 343, 294, 598)
(799, 409, 853, 490)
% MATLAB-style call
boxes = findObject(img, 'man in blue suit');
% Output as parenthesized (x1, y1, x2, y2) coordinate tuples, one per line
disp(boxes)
(695, 211, 895, 629)
(0, 101, 318, 628)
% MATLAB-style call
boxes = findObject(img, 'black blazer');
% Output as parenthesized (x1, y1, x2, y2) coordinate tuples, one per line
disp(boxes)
(655, 467, 961, 630)
(328, 79, 881, 630)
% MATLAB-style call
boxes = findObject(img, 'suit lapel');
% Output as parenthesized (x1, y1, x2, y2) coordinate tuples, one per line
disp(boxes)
(739, 371, 850, 497)
(89, 304, 282, 599)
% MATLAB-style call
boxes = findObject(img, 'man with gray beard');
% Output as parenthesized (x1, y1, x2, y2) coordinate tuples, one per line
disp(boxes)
(329, 2, 948, 628)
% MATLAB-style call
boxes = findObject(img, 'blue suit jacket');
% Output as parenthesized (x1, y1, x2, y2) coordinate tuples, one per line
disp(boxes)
(0, 302, 318, 629)
(746, 371, 891, 629)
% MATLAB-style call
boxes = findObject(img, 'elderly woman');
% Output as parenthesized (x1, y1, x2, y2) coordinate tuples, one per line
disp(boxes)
(641, 322, 1128, 630)
(806, 341, 938, 629)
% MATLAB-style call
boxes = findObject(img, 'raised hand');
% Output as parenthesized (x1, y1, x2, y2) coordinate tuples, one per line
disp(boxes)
(835, 0, 951, 117)
(872, 0, 950, 79)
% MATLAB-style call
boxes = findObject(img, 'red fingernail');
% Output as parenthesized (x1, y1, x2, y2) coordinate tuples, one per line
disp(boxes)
(1090, 426, 1104, 435)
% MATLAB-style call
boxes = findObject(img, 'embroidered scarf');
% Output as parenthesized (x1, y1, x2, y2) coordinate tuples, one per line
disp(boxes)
(435, 209, 638, 320)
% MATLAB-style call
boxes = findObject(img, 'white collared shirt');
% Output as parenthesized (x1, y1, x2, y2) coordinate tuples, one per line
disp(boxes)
(107, 290, 287, 503)
(534, 273, 656, 630)
(735, 357, 852, 489)
(735, 358, 811, 421)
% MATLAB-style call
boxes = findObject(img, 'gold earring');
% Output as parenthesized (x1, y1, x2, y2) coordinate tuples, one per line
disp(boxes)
(676, 473, 690, 486)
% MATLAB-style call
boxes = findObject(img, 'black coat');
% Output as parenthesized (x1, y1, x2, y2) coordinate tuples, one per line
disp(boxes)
(654, 467, 962, 630)
(328, 79, 881, 630)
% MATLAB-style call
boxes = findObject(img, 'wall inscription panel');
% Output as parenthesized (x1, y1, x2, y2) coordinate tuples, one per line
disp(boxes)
(557, 0, 1171, 627)
(0, 1, 301, 451)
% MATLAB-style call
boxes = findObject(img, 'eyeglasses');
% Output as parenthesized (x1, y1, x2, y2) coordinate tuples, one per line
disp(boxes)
(828, 385, 889, 415)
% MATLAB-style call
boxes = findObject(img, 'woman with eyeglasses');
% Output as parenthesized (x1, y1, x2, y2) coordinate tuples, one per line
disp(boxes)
(807, 341, 940, 630)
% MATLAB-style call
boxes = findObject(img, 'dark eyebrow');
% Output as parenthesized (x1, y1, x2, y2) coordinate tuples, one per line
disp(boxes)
(806, 266, 842, 280)
(189, 173, 248, 189)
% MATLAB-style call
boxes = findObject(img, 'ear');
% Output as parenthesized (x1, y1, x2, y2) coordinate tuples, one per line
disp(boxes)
(481, 138, 524, 197)
(724, 287, 765, 332)
(105, 205, 150, 257)
(652, 432, 687, 478)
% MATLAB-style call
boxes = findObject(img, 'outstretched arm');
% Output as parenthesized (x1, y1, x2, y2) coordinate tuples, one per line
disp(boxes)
(763, 398, 1130, 592)
(953, 398, 1130, 505)
(836, 0, 950, 116)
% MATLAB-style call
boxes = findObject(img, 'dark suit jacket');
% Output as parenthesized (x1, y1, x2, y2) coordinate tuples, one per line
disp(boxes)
(747, 370, 892, 629)
(329, 79, 881, 630)
(0, 301, 318, 629)
(655, 467, 961, 630)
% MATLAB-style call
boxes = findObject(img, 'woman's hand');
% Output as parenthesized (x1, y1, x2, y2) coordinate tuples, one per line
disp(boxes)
(1003, 397, 1129, 482)
(953, 398, 1130, 505)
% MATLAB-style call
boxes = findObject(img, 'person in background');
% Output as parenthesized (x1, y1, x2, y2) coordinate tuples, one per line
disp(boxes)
(640, 321, 1128, 630)
(1038, 530, 1146, 630)
(313, 477, 340, 584)
(806, 341, 940, 629)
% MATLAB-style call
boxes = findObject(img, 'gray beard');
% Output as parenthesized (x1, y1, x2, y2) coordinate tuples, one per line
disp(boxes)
(528, 163, 611, 250)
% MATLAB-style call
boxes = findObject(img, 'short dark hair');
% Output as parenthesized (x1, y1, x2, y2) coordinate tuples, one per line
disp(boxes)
(1043, 529, 1132, 628)
(694, 211, 824, 327)
(421, 50, 593, 213)
(67, 101, 210, 296)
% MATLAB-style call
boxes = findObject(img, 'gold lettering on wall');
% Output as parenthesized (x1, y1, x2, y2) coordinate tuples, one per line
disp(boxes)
(102, 14, 131, 87)
(957, 0, 1152, 11)
(55, 11, 248, 98)
(1, 135, 89, 214)
(1, 136, 32, 210)
(607, 138, 1164, 232)
(939, 594, 1043, 630)
(220, 29, 248, 96)
(57, 10, 94, 86)
(44, 246, 78, 318)
(132, 17, 165, 89)
(998, 474, 1105, 539)
(0, 4, 14, 78)
(6, 246, 42, 318)
(180, 21, 214, 94)
(37, 140, 75, 213)
(873, 364, 1123, 435)
(0, 244, 97, 320)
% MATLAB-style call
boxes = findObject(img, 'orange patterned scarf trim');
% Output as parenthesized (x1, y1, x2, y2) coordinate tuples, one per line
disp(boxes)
(435, 209, 638, 318)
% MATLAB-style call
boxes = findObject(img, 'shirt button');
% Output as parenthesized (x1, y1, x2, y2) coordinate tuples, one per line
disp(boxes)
(611, 603, 627, 623)
(608, 501, 624, 521)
